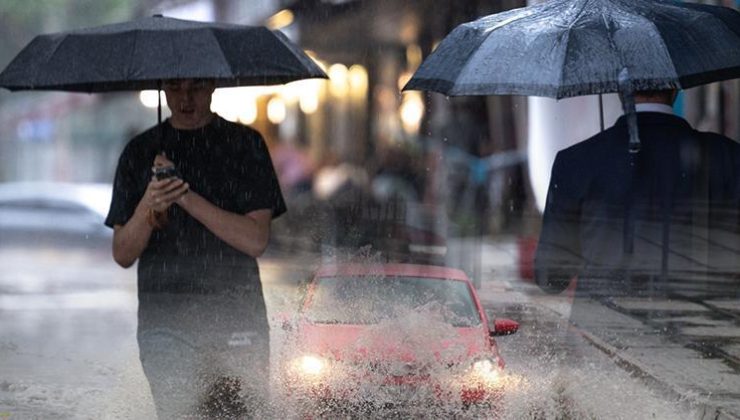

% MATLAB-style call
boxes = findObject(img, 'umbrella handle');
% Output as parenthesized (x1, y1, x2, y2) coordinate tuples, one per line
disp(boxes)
(618, 68, 641, 154)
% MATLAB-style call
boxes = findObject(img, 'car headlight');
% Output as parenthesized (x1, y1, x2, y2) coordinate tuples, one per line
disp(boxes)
(469, 357, 502, 385)
(293, 354, 329, 377)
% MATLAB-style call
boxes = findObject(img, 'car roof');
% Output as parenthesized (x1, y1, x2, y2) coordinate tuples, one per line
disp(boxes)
(0, 182, 112, 218)
(315, 263, 470, 282)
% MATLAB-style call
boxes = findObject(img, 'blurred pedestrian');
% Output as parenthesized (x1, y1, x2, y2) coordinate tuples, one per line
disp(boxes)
(535, 89, 740, 308)
(272, 140, 313, 196)
(105, 78, 286, 418)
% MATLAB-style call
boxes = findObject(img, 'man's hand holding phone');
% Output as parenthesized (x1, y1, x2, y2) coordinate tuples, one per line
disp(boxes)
(146, 153, 190, 228)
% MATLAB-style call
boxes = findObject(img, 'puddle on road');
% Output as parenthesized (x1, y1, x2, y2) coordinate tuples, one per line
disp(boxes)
(1, 324, 706, 420)
(0, 251, 709, 419)
(497, 360, 700, 420)
(265, 360, 699, 419)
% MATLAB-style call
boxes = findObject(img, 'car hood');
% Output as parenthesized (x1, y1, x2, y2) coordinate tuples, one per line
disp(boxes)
(296, 321, 491, 366)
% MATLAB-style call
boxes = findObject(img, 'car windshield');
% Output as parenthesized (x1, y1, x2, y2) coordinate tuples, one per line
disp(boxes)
(304, 275, 481, 327)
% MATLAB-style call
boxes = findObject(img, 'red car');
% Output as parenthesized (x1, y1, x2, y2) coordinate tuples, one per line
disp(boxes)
(277, 263, 519, 416)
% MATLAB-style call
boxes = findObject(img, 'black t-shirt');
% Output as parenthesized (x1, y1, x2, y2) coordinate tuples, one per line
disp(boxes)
(105, 116, 286, 294)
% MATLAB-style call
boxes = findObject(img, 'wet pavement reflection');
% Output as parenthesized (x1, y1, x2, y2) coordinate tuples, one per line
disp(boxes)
(0, 240, 737, 418)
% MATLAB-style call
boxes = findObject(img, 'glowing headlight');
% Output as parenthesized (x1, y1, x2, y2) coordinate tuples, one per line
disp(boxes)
(295, 355, 328, 376)
(470, 358, 501, 384)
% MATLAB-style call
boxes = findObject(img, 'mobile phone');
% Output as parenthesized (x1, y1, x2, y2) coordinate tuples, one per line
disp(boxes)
(154, 166, 181, 180)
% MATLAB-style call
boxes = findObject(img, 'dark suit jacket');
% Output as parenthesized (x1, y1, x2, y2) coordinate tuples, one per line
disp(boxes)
(534, 112, 740, 299)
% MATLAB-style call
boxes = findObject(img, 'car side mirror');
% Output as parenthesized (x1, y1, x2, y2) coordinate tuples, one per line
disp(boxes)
(490, 318, 519, 336)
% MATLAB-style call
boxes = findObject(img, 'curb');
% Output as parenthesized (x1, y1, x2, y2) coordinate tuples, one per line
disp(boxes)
(572, 319, 740, 420)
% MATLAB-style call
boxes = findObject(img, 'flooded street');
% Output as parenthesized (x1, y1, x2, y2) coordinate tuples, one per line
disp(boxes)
(2, 0, 740, 418)
(0, 241, 708, 419)
(0, 246, 148, 418)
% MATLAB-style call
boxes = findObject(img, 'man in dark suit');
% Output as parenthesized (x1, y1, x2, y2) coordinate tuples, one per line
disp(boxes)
(534, 89, 740, 310)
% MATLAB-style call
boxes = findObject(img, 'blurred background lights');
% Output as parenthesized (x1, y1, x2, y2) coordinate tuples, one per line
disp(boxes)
(280, 83, 301, 105)
(348, 65, 369, 97)
(266, 9, 294, 30)
(406, 44, 423, 69)
(139, 90, 166, 108)
(138, 55, 371, 123)
(237, 100, 258, 125)
(400, 91, 424, 134)
(267, 97, 287, 124)
(328, 63, 349, 97)
(397, 71, 413, 92)
(296, 79, 322, 114)
(211, 87, 253, 123)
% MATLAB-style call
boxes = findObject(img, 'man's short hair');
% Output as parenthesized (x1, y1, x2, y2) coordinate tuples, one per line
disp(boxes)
(634, 89, 677, 104)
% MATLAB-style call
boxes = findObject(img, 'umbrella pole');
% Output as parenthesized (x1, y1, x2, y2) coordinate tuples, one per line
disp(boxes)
(157, 81, 162, 153)
(598, 94, 605, 132)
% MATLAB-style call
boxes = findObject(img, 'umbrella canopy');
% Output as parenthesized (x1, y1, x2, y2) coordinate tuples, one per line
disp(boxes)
(403, 0, 740, 98)
(0, 15, 327, 92)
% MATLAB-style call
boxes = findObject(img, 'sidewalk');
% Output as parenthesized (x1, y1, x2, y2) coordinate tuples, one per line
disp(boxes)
(471, 236, 740, 420)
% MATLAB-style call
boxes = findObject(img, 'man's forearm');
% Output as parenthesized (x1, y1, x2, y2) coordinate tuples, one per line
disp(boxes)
(112, 204, 154, 268)
(178, 190, 270, 258)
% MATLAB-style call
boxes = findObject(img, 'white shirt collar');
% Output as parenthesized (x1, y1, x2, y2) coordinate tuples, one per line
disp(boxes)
(634, 102, 674, 114)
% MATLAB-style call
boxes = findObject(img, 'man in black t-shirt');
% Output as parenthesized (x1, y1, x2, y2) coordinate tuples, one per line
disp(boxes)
(105, 78, 286, 418)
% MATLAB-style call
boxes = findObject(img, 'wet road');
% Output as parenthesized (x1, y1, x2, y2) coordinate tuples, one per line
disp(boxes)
(0, 243, 717, 419)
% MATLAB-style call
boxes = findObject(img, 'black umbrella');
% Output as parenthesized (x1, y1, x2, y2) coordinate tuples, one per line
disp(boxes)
(403, 0, 740, 151)
(0, 15, 327, 92)
(404, 0, 740, 99)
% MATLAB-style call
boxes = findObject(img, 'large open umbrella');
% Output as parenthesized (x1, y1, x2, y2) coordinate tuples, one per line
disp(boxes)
(0, 14, 328, 143)
(0, 14, 327, 92)
(404, 0, 740, 98)
(403, 0, 740, 151)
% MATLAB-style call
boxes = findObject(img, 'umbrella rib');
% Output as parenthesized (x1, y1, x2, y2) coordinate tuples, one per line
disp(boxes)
(206, 30, 234, 80)
(457, 10, 537, 95)
(557, 0, 592, 98)
(601, 7, 626, 84)
(36, 35, 69, 90)
(126, 29, 140, 87)
(272, 30, 316, 74)
(556, 25, 577, 98)
(631, 11, 679, 89)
